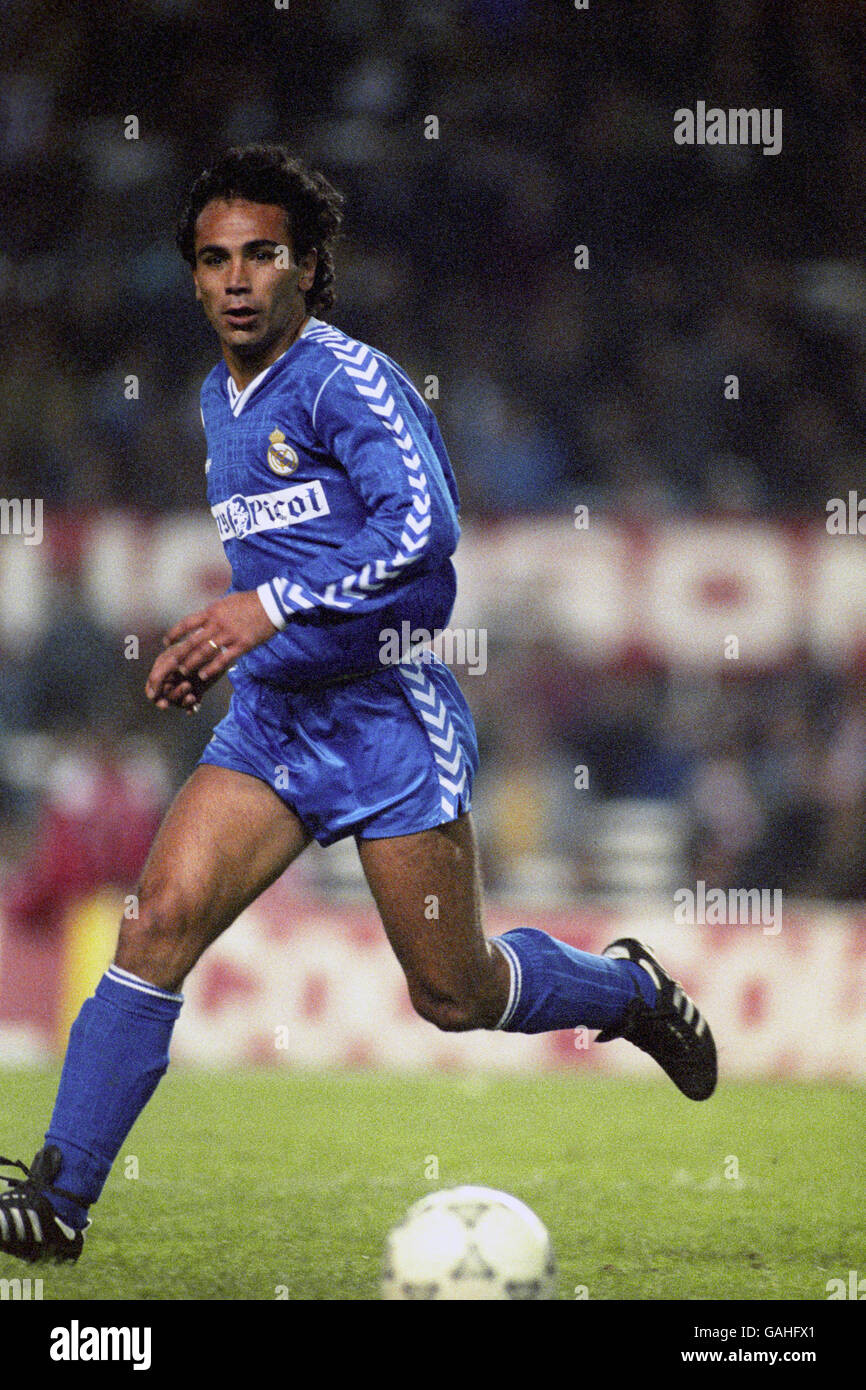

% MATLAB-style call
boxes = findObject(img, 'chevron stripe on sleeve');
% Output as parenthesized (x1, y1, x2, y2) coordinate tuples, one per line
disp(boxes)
(257, 326, 457, 630)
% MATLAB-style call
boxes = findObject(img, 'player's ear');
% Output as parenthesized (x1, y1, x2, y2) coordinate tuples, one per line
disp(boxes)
(191, 270, 202, 301)
(299, 249, 317, 292)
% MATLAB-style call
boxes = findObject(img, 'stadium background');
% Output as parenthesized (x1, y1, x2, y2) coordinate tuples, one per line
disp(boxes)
(0, 0, 864, 1302)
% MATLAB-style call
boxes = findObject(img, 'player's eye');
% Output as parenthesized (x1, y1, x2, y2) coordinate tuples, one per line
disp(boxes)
(253, 250, 275, 262)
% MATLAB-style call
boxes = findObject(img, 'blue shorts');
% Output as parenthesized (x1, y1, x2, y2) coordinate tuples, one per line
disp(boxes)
(198, 657, 479, 846)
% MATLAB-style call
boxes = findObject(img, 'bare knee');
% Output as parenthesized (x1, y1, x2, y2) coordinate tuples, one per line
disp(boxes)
(409, 973, 502, 1033)
(115, 890, 198, 992)
(406, 940, 510, 1032)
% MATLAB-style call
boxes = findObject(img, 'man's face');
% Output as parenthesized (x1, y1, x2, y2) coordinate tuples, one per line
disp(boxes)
(192, 198, 316, 372)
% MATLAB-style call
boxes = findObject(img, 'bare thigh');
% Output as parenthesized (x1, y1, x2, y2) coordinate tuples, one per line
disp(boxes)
(356, 812, 510, 1031)
(115, 764, 311, 991)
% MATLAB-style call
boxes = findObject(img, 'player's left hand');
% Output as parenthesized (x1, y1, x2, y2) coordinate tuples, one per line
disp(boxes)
(145, 591, 278, 709)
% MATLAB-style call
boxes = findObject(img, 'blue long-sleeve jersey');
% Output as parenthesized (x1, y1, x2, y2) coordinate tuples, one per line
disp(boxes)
(200, 316, 461, 689)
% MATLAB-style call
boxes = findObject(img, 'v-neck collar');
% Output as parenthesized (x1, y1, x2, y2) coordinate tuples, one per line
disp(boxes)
(225, 316, 324, 417)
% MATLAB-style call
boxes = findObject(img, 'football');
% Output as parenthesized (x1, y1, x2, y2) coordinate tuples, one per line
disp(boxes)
(381, 1185, 557, 1300)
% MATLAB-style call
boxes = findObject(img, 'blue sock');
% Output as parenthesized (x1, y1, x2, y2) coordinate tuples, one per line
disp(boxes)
(44, 965, 183, 1228)
(491, 928, 656, 1034)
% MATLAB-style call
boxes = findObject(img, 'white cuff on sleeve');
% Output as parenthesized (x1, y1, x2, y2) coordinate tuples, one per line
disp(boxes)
(256, 581, 287, 631)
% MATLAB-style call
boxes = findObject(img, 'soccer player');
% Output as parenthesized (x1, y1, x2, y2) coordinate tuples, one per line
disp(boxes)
(0, 146, 716, 1263)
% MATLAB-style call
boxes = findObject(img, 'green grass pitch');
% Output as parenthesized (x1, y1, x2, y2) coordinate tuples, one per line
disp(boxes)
(0, 1068, 862, 1300)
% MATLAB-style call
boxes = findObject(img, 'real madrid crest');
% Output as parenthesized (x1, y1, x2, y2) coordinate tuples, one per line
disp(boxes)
(267, 428, 300, 476)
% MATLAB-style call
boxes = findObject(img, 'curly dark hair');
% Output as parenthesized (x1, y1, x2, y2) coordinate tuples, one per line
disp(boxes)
(176, 145, 344, 315)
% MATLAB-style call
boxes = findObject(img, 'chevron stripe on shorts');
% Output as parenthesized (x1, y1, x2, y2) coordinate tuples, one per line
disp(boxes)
(397, 661, 468, 819)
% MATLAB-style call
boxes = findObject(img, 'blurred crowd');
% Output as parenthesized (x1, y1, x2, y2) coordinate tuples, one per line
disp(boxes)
(468, 648, 866, 901)
(1, 0, 865, 903)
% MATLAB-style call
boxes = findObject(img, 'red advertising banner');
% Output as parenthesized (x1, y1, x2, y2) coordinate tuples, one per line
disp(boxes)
(3, 881, 862, 1079)
(3, 514, 866, 669)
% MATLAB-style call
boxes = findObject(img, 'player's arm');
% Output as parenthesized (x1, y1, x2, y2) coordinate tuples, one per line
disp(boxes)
(255, 356, 459, 629)
(146, 394, 279, 705)
(146, 355, 458, 698)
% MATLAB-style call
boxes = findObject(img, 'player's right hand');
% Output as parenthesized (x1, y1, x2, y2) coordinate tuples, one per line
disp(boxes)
(146, 644, 217, 713)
